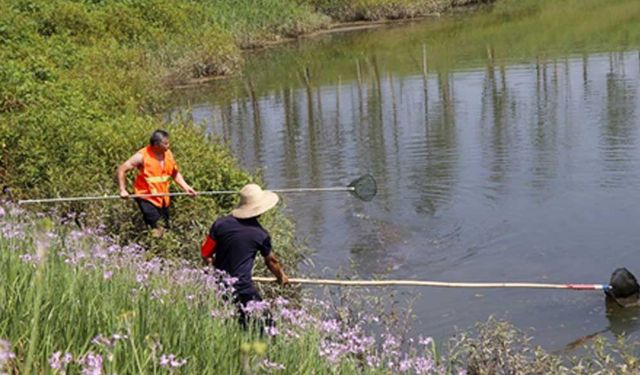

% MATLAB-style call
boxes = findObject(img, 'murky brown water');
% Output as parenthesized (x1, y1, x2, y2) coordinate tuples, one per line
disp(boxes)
(173, 0, 640, 349)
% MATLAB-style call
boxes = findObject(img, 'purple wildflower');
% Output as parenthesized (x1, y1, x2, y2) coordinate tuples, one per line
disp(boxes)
(320, 319, 340, 334)
(419, 336, 433, 347)
(382, 333, 401, 358)
(2, 224, 25, 239)
(261, 359, 285, 371)
(284, 328, 300, 339)
(91, 334, 113, 348)
(80, 352, 103, 375)
(19, 254, 33, 264)
(159, 354, 187, 368)
(49, 351, 73, 372)
(0, 339, 16, 367)
(366, 355, 381, 368)
(399, 357, 412, 372)
(265, 326, 279, 337)
(223, 275, 238, 286)
(413, 356, 436, 375)
(9, 206, 24, 216)
(242, 300, 270, 316)
(277, 307, 316, 328)
(135, 273, 148, 284)
(319, 340, 344, 364)
(273, 296, 289, 306)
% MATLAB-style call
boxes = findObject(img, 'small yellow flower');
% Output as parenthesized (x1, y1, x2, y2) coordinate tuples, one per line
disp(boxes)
(240, 342, 252, 354)
(253, 341, 267, 356)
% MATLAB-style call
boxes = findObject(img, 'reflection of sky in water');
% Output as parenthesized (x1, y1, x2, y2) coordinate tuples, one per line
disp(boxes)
(176, 49, 640, 349)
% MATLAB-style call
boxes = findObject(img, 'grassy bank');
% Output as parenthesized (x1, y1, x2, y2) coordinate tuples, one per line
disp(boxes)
(0, 202, 453, 374)
(308, 0, 491, 22)
(2, 202, 640, 374)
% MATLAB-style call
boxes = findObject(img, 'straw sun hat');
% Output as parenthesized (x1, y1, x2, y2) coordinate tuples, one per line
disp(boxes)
(231, 184, 280, 219)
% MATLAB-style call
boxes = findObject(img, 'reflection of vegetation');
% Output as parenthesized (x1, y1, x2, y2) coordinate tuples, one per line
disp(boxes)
(226, 0, 640, 95)
(604, 54, 633, 123)
(601, 52, 637, 182)
(479, 54, 514, 196)
(413, 70, 459, 215)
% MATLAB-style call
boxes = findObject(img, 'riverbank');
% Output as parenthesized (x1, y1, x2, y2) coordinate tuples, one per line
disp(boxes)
(2, 202, 639, 374)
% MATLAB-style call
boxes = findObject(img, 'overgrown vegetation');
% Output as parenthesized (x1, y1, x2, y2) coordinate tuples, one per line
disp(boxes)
(3, 203, 640, 374)
(0, 202, 455, 374)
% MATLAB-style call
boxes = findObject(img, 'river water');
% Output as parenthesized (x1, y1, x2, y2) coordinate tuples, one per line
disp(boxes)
(173, 0, 640, 349)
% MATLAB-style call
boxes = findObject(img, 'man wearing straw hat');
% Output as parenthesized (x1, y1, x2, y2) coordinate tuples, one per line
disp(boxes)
(201, 183, 288, 328)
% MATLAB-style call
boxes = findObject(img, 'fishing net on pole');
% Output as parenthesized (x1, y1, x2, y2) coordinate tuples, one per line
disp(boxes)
(348, 174, 377, 201)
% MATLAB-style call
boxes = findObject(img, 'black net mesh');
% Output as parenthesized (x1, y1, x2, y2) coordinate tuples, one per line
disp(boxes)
(348, 174, 377, 201)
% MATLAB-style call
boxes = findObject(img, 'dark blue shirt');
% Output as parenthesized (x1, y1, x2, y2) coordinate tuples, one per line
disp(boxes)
(210, 215, 272, 295)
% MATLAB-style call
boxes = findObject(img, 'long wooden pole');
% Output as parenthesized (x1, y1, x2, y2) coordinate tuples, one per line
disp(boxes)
(17, 187, 355, 205)
(253, 277, 609, 291)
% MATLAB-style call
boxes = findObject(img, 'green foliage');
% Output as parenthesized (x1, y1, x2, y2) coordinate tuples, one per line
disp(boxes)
(204, 0, 330, 46)
(306, 0, 451, 21)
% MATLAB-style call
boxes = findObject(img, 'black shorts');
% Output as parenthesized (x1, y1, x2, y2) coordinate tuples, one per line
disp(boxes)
(135, 198, 169, 228)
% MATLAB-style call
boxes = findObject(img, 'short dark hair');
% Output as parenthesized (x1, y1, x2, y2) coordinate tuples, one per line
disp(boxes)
(149, 129, 169, 146)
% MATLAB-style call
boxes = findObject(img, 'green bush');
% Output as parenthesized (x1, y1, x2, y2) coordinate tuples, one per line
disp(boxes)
(0, 0, 311, 263)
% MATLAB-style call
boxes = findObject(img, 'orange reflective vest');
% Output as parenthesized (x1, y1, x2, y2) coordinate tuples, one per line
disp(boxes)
(133, 146, 178, 207)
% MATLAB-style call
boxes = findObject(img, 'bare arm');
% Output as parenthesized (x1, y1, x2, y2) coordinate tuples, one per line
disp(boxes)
(173, 171, 197, 196)
(264, 253, 288, 285)
(117, 153, 143, 198)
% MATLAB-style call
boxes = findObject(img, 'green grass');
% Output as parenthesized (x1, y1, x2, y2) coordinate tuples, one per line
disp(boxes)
(0, 205, 450, 374)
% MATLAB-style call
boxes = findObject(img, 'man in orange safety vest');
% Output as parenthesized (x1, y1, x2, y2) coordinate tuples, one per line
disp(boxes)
(117, 129, 197, 236)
